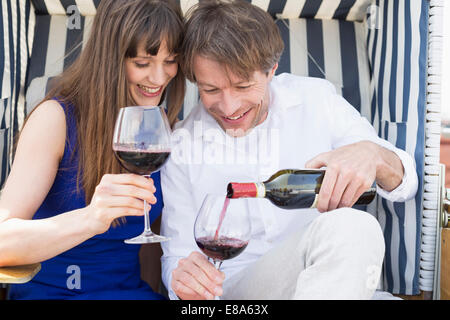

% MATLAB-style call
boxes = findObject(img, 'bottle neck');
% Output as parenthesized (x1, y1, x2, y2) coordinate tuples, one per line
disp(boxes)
(227, 182, 266, 198)
(255, 182, 266, 198)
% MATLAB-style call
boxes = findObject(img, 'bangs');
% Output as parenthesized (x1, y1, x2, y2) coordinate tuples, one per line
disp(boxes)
(125, 3, 184, 58)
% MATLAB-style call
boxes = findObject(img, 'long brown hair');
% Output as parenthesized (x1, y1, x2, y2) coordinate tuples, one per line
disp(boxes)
(26, 0, 185, 206)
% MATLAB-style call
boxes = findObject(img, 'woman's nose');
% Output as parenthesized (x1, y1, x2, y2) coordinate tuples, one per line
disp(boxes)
(147, 64, 166, 86)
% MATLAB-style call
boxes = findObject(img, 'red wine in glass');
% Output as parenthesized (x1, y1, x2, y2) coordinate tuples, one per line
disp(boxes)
(114, 146, 171, 175)
(196, 236, 249, 261)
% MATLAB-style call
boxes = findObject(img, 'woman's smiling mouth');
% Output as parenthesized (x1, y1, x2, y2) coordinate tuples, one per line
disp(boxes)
(137, 84, 162, 97)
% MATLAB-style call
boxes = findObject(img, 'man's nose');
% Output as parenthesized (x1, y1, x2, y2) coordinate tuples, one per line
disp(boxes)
(220, 90, 241, 116)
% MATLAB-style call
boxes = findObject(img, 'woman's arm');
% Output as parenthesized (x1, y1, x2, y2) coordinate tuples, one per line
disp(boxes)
(0, 100, 157, 266)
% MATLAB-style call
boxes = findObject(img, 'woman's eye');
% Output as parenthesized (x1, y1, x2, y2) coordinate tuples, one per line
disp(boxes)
(165, 60, 177, 65)
(135, 62, 149, 68)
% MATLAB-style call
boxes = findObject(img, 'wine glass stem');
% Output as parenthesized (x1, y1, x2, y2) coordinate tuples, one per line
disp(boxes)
(143, 175, 153, 236)
(212, 259, 223, 270)
(144, 199, 152, 234)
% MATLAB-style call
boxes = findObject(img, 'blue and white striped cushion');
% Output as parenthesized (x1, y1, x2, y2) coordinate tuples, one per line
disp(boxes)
(180, 0, 372, 21)
(276, 18, 371, 118)
(366, 0, 428, 295)
(31, 0, 372, 21)
(278, 1, 429, 296)
(31, 0, 98, 15)
(248, 0, 372, 21)
(25, 14, 95, 109)
(26, 14, 94, 84)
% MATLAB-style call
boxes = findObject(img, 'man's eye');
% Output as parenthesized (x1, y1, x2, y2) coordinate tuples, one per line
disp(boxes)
(203, 88, 218, 93)
(237, 85, 251, 90)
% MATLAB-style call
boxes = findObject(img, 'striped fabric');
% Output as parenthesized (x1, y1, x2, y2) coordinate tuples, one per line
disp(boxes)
(181, 0, 372, 21)
(31, 0, 372, 21)
(275, 18, 370, 118)
(0, 0, 33, 189)
(366, 0, 428, 295)
(31, 0, 99, 15)
(275, 5, 426, 295)
(26, 13, 95, 105)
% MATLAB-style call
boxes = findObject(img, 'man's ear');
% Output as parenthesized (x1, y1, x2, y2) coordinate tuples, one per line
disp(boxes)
(268, 63, 278, 80)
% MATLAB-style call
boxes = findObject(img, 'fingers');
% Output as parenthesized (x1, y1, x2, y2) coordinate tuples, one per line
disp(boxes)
(320, 169, 374, 212)
(173, 269, 216, 300)
(350, 180, 374, 207)
(172, 252, 225, 300)
(97, 174, 157, 204)
(338, 181, 361, 209)
(305, 153, 328, 169)
(107, 207, 145, 218)
(106, 183, 157, 204)
(172, 279, 205, 300)
(317, 168, 337, 212)
(308, 143, 378, 212)
(326, 173, 348, 211)
(190, 252, 224, 282)
(92, 194, 145, 211)
(102, 173, 156, 193)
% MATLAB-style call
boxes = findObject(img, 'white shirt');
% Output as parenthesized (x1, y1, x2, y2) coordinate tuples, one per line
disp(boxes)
(160, 73, 418, 299)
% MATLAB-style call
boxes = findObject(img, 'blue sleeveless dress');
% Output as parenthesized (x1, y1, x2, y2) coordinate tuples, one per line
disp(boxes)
(8, 98, 166, 300)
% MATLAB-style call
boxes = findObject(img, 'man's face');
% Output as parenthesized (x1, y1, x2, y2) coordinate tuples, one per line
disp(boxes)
(193, 56, 276, 136)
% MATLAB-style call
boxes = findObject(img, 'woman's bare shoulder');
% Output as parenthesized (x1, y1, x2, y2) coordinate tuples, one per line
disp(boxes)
(0, 100, 69, 221)
(20, 99, 67, 157)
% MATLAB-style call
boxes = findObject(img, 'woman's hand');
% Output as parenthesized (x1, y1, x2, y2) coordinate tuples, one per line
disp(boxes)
(86, 174, 157, 234)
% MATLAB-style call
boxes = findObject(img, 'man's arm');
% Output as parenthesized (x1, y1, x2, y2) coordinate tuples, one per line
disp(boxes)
(375, 145, 404, 192)
(160, 153, 224, 300)
(305, 86, 418, 212)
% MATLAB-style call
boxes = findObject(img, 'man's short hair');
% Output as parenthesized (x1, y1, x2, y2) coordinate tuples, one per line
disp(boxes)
(182, 0, 284, 82)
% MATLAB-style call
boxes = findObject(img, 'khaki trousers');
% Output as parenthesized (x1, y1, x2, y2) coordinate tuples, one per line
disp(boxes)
(221, 208, 385, 300)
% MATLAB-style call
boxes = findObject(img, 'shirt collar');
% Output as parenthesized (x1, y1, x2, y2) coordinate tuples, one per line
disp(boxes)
(269, 73, 304, 112)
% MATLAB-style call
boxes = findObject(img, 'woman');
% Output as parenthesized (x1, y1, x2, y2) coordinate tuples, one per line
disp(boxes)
(0, 0, 185, 299)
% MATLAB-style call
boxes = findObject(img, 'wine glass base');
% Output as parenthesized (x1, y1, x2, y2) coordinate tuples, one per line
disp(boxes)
(124, 233, 170, 244)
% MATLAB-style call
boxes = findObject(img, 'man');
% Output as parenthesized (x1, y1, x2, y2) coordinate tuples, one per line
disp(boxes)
(160, 0, 418, 300)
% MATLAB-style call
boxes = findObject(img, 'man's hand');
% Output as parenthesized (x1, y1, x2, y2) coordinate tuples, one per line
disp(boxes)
(171, 251, 225, 300)
(305, 140, 404, 213)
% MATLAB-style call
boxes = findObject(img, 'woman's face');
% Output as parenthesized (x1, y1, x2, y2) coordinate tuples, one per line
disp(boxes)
(125, 40, 178, 106)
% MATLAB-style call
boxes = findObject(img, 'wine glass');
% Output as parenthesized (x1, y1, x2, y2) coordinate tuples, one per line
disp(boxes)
(194, 194, 251, 270)
(113, 105, 172, 244)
